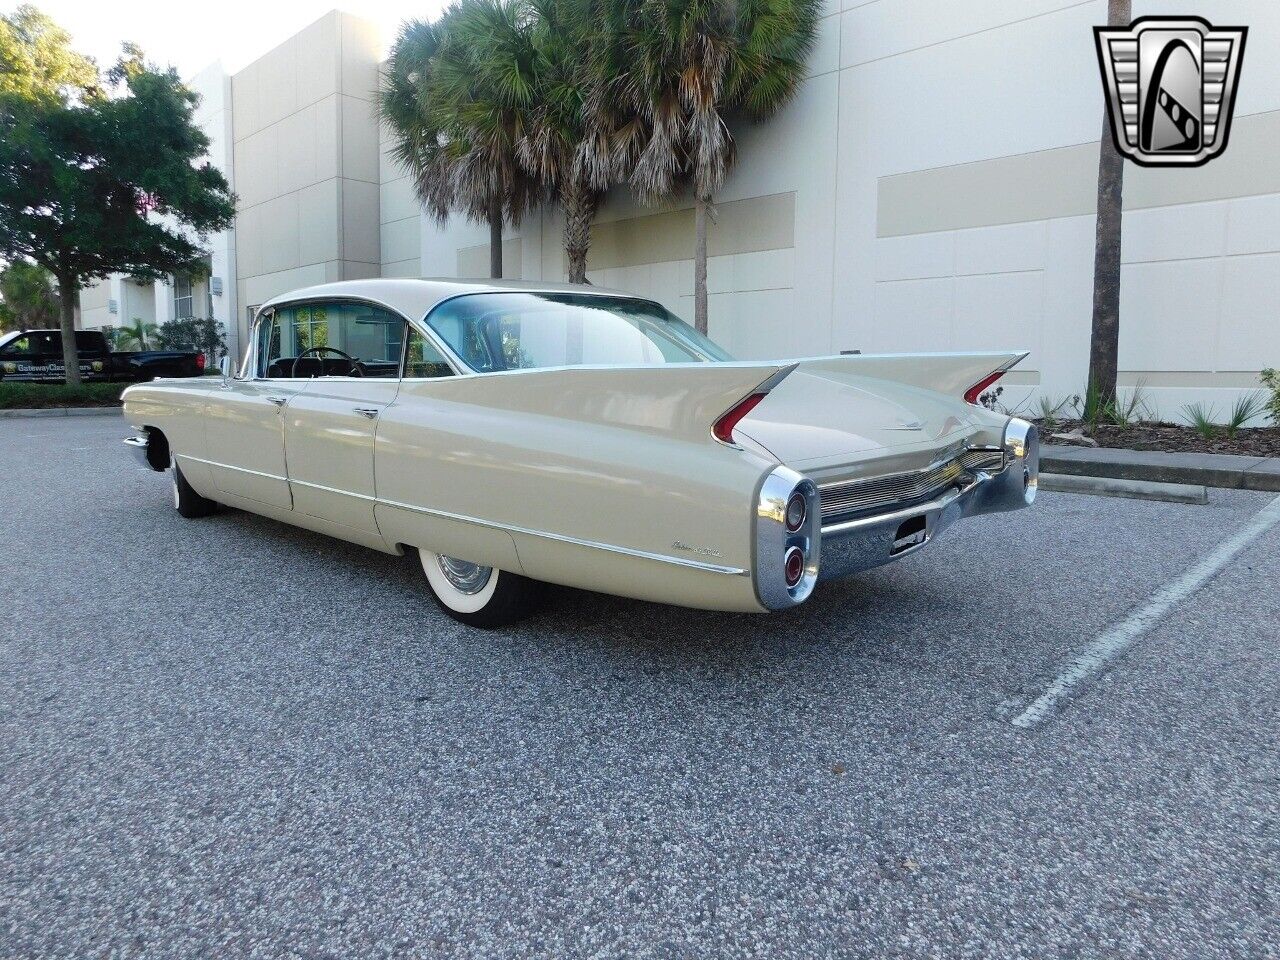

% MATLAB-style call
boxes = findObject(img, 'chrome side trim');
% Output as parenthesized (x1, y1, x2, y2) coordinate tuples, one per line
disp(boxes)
(177, 454, 287, 483)
(378, 494, 749, 577)
(176, 455, 748, 577)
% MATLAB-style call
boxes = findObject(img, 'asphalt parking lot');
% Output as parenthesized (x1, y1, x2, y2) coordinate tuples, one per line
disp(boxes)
(2, 415, 1278, 959)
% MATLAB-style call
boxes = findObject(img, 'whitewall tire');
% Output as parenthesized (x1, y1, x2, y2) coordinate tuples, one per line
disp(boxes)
(172, 462, 218, 519)
(417, 549, 539, 628)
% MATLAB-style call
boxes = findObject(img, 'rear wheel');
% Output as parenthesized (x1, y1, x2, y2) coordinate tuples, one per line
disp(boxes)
(418, 549, 539, 628)
(172, 463, 217, 519)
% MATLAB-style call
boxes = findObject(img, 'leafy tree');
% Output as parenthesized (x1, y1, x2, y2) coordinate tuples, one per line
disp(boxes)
(0, 259, 58, 331)
(0, 5, 97, 102)
(1087, 0, 1131, 408)
(0, 22, 235, 384)
(597, 0, 819, 333)
(155, 315, 226, 361)
(117, 317, 158, 350)
(382, 1, 542, 279)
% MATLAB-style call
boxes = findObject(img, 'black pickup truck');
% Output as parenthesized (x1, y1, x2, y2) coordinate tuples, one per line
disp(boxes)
(0, 329, 206, 382)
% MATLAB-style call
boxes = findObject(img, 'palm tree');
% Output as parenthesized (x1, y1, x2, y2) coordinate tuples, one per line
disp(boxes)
(599, 0, 820, 333)
(519, 0, 610, 283)
(381, 1, 543, 279)
(1088, 0, 1132, 409)
(118, 318, 157, 350)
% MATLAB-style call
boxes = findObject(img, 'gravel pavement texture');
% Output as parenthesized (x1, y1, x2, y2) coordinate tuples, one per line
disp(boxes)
(2, 417, 1278, 959)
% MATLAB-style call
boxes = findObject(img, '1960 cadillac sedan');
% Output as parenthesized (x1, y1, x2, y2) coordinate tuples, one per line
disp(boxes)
(122, 279, 1038, 627)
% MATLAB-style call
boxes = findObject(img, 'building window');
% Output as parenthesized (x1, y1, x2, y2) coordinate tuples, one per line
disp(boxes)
(173, 276, 194, 319)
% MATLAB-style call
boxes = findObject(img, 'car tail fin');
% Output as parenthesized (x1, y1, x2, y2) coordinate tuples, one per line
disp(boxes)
(794, 351, 1029, 401)
(431, 362, 799, 447)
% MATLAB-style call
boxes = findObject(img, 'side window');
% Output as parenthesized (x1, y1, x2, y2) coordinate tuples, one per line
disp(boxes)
(256, 301, 409, 378)
(404, 328, 454, 379)
(2, 335, 33, 357)
(256, 310, 286, 377)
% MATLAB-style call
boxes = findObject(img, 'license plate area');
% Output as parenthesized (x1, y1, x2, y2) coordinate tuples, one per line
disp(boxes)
(891, 515, 928, 554)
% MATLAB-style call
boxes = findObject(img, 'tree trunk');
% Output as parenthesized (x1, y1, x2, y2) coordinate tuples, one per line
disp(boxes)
(1088, 0, 1131, 408)
(488, 202, 504, 279)
(56, 275, 82, 386)
(694, 192, 710, 335)
(563, 180, 595, 284)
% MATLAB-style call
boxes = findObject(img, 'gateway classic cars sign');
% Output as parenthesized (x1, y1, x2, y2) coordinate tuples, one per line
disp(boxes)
(1095, 16, 1247, 167)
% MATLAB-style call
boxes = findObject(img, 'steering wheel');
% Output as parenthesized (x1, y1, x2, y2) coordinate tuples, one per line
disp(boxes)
(291, 346, 364, 378)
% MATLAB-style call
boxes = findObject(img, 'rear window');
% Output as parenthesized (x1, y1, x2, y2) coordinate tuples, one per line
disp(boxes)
(423, 293, 733, 373)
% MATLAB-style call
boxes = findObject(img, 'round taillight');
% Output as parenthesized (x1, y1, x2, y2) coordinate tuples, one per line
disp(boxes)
(784, 546, 805, 587)
(785, 491, 807, 532)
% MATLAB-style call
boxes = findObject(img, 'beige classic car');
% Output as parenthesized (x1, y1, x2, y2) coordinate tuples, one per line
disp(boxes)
(122, 279, 1038, 626)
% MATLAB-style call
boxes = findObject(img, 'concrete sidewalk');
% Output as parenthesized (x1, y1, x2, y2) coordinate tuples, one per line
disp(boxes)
(1043, 445, 1280, 492)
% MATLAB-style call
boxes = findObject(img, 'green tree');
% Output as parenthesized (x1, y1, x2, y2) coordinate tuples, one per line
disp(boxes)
(0, 25, 234, 384)
(0, 5, 97, 102)
(600, 0, 820, 333)
(155, 315, 226, 361)
(117, 317, 158, 350)
(0, 260, 58, 331)
(1087, 0, 1132, 409)
(519, 0, 611, 283)
(382, 1, 542, 279)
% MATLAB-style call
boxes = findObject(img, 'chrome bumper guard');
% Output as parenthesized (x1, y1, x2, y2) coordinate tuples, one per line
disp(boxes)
(123, 434, 150, 466)
(816, 418, 1039, 582)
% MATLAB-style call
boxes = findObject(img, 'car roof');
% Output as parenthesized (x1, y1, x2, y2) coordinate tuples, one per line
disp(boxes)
(258, 278, 644, 321)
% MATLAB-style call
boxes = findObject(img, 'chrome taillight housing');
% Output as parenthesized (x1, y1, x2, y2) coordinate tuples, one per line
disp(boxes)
(754, 466, 820, 610)
(785, 491, 807, 532)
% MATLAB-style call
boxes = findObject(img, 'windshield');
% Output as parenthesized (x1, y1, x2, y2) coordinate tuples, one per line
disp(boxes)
(423, 293, 733, 372)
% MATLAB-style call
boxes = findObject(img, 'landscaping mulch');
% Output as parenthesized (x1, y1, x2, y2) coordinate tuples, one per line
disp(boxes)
(1040, 419, 1280, 457)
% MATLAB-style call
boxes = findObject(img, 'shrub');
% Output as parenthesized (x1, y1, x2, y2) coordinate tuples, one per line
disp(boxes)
(1181, 402, 1218, 440)
(156, 316, 226, 363)
(0, 381, 123, 409)
(1261, 368, 1280, 424)
(1225, 392, 1268, 438)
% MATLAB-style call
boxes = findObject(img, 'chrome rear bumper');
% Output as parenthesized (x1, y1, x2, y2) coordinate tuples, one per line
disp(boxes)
(817, 418, 1038, 582)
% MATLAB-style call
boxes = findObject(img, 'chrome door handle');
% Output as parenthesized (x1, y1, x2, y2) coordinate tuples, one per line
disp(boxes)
(266, 396, 288, 407)
(353, 407, 380, 419)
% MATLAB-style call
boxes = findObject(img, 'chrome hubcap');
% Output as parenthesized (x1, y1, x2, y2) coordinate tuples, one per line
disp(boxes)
(436, 555, 493, 595)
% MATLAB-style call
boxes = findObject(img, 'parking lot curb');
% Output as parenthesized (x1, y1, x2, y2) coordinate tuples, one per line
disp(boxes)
(1043, 446, 1280, 492)
(0, 406, 122, 419)
(1040, 472, 1208, 504)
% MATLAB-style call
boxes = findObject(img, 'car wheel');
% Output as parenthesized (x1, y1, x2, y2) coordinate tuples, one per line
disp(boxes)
(172, 462, 217, 519)
(418, 549, 539, 628)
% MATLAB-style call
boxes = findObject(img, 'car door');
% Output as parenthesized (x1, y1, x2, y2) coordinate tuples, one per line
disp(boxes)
(203, 307, 307, 510)
(281, 300, 408, 534)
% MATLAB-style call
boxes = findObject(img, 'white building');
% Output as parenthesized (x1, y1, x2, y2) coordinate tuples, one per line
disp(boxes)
(82, 2, 1280, 420)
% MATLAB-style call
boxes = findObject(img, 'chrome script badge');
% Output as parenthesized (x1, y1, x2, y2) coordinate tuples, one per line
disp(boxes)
(1094, 16, 1247, 167)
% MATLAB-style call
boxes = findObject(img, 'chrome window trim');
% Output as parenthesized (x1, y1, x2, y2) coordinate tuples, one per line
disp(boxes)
(176, 454, 747, 577)
(418, 290, 728, 376)
(246, 296, 463, 382)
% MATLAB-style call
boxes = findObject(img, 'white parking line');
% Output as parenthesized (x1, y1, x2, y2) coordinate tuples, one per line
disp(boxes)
(1010, 493, 1280, 729)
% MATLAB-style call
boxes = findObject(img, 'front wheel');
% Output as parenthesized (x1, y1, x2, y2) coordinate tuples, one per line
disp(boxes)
(418, 549, 539, 628)
(172, 463, 218, 518)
